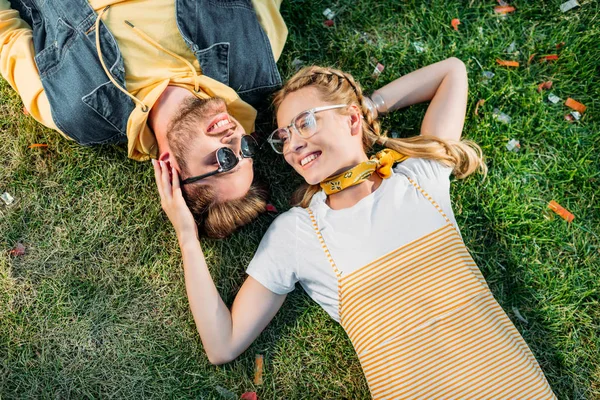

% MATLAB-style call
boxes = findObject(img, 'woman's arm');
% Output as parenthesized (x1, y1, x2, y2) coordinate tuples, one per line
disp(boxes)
(153, 160, 286, 365)
(370, 57, 468, 141)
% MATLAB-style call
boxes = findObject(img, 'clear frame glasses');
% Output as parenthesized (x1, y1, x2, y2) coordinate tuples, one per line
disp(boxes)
(267, 104, 347, 154)
(181, 135, 257, 185)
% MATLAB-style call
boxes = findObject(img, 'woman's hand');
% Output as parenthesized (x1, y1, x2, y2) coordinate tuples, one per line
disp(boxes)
(152, 160, 198, 242)
(371, 57, 468, 141)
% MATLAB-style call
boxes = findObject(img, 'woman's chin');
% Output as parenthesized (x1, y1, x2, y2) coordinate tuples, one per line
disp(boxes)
(304, 175, 322, 186)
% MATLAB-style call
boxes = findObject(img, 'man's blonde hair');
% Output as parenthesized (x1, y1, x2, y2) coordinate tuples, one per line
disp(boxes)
(272, 66, 487, 207)
(167, 97, 267, 239)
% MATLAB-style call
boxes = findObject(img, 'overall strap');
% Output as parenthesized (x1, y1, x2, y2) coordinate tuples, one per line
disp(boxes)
(405, 177, 452, 225)
(307, 208, 343, 314)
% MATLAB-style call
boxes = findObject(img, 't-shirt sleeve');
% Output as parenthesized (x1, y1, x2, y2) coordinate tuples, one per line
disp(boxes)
(394, 158, 455, 221)
(246, 212, 299, 295)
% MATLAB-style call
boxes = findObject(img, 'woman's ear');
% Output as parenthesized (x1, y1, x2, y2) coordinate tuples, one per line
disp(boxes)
(348, 105, 363, 136)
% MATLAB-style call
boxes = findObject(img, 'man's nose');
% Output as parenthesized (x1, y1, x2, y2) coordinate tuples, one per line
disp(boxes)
(220, 127, 241, 145)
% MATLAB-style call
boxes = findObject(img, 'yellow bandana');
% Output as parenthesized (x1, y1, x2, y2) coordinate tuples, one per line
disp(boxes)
(320, 149, 409, 195)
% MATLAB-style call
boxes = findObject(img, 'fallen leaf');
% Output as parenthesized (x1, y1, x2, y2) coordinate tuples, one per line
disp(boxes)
(496, 59, 519, 67)
(537, 81, 553, 93)
(528, 53, 537, 64)
(241, 393, 258, 400)
(556, 41, 565, 49)
(9, 243, 26, 257)
(451, 18, 460, 31)
(323, 19, 334, 27)
(474, 99, 485, 116)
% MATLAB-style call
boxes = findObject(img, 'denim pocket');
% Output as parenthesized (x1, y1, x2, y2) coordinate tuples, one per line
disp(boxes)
(81, 81, 131, 143)
(194, 42, 230, 86)
(35, 18, 76, 77)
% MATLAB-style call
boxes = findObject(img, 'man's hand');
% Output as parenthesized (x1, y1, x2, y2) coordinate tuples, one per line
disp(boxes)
(152, 160, 198, 242)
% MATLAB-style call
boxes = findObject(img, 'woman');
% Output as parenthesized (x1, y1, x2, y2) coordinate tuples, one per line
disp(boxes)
(153, 57, 556, 399)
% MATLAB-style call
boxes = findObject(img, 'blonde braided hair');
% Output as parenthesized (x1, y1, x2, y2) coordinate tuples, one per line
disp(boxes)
(273, 66, 486, 208)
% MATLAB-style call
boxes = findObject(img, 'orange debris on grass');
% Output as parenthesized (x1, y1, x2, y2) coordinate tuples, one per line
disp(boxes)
(496, 59, 519, 67)
(565, 98, 586, 113)
(540, 54, 559, 61)
(451, 18, 460, 31)
(537, 81, 553, 93)
(254, 355, 264, 385)
(475, 99, 485, 116)
(28, 144, 49, 149)
(494, 5, 516, 14)
(548, 200, 574, 222)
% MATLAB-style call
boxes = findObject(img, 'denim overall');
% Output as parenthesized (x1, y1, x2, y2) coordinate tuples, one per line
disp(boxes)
(9, 0, 282, 145)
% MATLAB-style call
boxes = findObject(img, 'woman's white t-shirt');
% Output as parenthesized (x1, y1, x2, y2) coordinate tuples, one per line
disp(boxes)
(246, 158, 459, 322)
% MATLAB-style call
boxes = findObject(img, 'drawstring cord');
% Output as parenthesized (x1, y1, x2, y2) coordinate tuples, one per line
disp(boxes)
(124, 20, 201, 93)
(94, 5, 205, 112)
(95, 6, 148, 112)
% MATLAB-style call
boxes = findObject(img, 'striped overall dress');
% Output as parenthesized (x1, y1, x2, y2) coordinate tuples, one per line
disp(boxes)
(307, 178, 556, 399)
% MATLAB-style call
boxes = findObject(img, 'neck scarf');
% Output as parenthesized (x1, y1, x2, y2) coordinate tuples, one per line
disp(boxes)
(320, 149, 408, 195)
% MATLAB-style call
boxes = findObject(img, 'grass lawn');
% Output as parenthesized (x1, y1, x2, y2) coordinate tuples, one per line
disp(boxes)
(1, 0, 599, 398)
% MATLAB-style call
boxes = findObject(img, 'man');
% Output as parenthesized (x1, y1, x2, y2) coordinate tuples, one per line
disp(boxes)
(0, 0, 287, 238)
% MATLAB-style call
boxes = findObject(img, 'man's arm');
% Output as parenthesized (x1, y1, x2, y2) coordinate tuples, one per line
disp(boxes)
(0, 0, 60, 132)
(154, 160, 286, 365)
(370, 57, 468, 141)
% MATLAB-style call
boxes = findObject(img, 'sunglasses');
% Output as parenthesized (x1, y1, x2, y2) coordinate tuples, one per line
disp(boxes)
(180, 135, 257, 185)
(267, 104, 347, 154)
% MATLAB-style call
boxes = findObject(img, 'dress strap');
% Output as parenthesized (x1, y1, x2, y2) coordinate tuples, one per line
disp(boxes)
(307, 208, 341, 278)
(307, 208, 343, 315)
(405, 177, 452, 225)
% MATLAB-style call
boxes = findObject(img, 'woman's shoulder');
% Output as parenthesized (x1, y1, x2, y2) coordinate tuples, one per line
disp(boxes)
(264, 206, 309, 236)
(393, 157, 454, 182)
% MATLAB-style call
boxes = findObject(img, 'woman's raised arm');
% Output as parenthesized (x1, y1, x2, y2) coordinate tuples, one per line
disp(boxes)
(370, 57, 468, 141)
(153, 160, 286, 365)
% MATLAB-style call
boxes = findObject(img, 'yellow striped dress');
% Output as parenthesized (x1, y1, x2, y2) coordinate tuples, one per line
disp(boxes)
(307, 177, 556, 399)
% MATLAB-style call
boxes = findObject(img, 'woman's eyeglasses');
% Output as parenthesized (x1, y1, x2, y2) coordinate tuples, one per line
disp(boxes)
(267, 104, 346, 154)
(181, 135, 257, 185)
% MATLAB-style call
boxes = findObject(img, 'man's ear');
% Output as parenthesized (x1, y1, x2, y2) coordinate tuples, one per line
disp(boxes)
(158, 151, 171, 163)
(158, 151, 182, 174)
(348, 105, 363, 136)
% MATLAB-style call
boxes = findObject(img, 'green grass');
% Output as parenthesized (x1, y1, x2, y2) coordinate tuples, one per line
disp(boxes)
(1, 1, 599, 398)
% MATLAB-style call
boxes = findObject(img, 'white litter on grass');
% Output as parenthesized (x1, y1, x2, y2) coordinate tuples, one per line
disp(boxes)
(506, 139, 521, 152)
(412, 41, 426, 53)
(482, 71, 495, 79)
(571, 111, 582, 120)
(560, 0, 579, 13)
(506, 41, 517, 53)
(1, 192, 14, 206)
(291, 58, 305, 71)
(493, 108, 512, 124)
(215, 386, 236, 400)
(548, 93, 561, 104)
(512, 307, 529, 324)
(323, 8, 336, 20)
